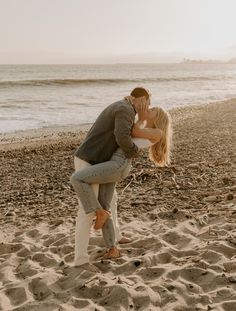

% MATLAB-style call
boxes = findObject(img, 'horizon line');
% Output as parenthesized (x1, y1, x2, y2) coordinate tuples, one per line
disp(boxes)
(0, 60, 235, 66)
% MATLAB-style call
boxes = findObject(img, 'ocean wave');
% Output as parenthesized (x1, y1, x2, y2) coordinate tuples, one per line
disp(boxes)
(0, 75, 232, 87)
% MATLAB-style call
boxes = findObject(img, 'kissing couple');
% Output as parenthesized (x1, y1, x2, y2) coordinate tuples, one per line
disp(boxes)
(70, 87, 172, 272)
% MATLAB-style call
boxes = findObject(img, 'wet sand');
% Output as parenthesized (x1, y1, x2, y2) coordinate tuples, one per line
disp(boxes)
(0, 99, 235, 311)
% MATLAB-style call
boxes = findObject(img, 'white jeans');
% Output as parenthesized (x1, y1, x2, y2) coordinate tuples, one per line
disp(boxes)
(74, 157, 122, 266)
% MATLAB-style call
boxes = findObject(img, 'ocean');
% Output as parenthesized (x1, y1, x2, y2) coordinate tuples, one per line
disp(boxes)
(0, 63, 235, 133)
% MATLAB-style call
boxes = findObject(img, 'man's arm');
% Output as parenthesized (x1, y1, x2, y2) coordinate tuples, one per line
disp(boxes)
(114, 107, 139, 158)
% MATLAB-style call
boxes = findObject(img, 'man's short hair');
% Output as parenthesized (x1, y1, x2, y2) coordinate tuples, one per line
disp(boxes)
(131, 87, 150, 99)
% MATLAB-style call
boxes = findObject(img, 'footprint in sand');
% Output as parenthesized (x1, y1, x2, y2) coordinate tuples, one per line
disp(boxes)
(25, 229, 41, 239)
(15, 260, 39, 278)
(157, 252, 173, 264)
(32, 253, 57, 267)
(42, 233, 65, 247)
(167, 266, 229, 292)
(4, 286, 27, 306)
(28, 277, 52, 301)
(201, 250, 224, 264)
(0, 243, 23, 256)
(207, 242, 236, 259)
(16, 246, 31, 258)
(137, 266, 165, 280)
(161, 230, 192, 249)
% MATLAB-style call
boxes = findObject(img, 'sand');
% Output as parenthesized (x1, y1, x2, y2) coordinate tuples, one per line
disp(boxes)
(0, 99, 235, 311)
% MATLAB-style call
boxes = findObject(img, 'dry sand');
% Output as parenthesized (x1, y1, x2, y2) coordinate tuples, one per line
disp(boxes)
(0, 99, 236, 311)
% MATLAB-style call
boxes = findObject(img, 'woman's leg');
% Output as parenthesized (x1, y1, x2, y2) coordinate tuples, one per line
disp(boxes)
(70, 153, 130, 215)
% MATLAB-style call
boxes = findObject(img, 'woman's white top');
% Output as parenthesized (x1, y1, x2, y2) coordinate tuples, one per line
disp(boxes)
(132, 137, 153, 149)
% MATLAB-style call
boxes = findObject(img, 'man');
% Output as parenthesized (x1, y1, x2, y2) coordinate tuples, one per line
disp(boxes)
(71, 87, 150, 271)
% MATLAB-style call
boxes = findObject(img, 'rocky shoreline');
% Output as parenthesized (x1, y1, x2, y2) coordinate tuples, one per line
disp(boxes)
(1, 100, 235, 229)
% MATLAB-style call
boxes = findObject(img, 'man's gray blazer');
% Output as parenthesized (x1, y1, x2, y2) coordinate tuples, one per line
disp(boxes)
(75, 99, 139, 164)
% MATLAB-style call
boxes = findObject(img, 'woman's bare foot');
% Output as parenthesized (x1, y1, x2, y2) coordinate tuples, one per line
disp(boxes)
(119, 237, 132, 244)
(94, 209, 110, 230)
(103, 246, 121, 259)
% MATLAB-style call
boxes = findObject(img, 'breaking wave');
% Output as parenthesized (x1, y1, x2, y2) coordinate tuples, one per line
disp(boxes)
(0, 75, 231, 87)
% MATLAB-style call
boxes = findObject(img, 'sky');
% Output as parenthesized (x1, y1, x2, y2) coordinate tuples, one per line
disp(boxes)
(0, 0, 236, 63)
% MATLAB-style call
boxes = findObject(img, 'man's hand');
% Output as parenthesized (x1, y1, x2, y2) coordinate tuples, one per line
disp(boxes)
(136, 96, 148, 121)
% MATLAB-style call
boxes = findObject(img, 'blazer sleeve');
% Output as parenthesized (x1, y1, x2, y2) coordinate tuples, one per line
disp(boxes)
(114, 106, 139, 158)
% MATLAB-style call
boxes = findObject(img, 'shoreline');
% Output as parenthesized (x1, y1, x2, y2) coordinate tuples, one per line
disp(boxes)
(1, 96, 235, 227)
(0, 97, 235, 148)
(1, 97, 235, 224)
(0, 123, 91, 145)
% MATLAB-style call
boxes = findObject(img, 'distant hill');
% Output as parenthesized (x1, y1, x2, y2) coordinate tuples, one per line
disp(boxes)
(228, 58, 236, 64)
(182, 58, 223, 64)
(182, 58, 236, 64)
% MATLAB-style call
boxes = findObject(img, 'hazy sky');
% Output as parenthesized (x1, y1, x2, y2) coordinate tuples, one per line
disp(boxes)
(0, 0, 236, 63)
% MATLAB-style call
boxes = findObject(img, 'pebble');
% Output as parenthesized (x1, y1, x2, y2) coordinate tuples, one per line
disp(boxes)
(226, 193, 234, 201)
(5, 211, 16, 217)
(162, 187, 170, 193)
(204, 196, 220, 203)
(162, 181, 173, 188)
(134, 260, 141, 267)
(228, 276, 236, 283)
(188, 163, 199, 169)
(197, 177, 203, 182)
(53, 219, 64, 227)
(222, 176, 231, 185)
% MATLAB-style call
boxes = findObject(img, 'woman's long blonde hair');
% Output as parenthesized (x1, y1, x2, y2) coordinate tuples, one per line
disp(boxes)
(149, 107, 172, 166)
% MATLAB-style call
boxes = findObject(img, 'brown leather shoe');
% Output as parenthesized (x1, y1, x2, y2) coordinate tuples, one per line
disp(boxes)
(103, 246, 121, 259)
(94, 209, 110, 230)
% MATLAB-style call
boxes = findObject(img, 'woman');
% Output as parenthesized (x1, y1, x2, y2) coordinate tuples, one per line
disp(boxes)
(70, 103, 172, 262)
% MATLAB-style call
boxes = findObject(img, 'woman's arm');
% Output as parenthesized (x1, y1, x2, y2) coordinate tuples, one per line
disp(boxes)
(132, 122, 163, 143)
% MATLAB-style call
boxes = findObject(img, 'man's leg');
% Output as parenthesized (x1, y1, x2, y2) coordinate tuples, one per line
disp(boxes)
(74, 157, 98, 266)
(110, 189, 123, 243)
(99, 182, 117, 248)
(109, 188, 132, 245)
(74, 206, 94, 266)
(99, 182, 121, 258)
